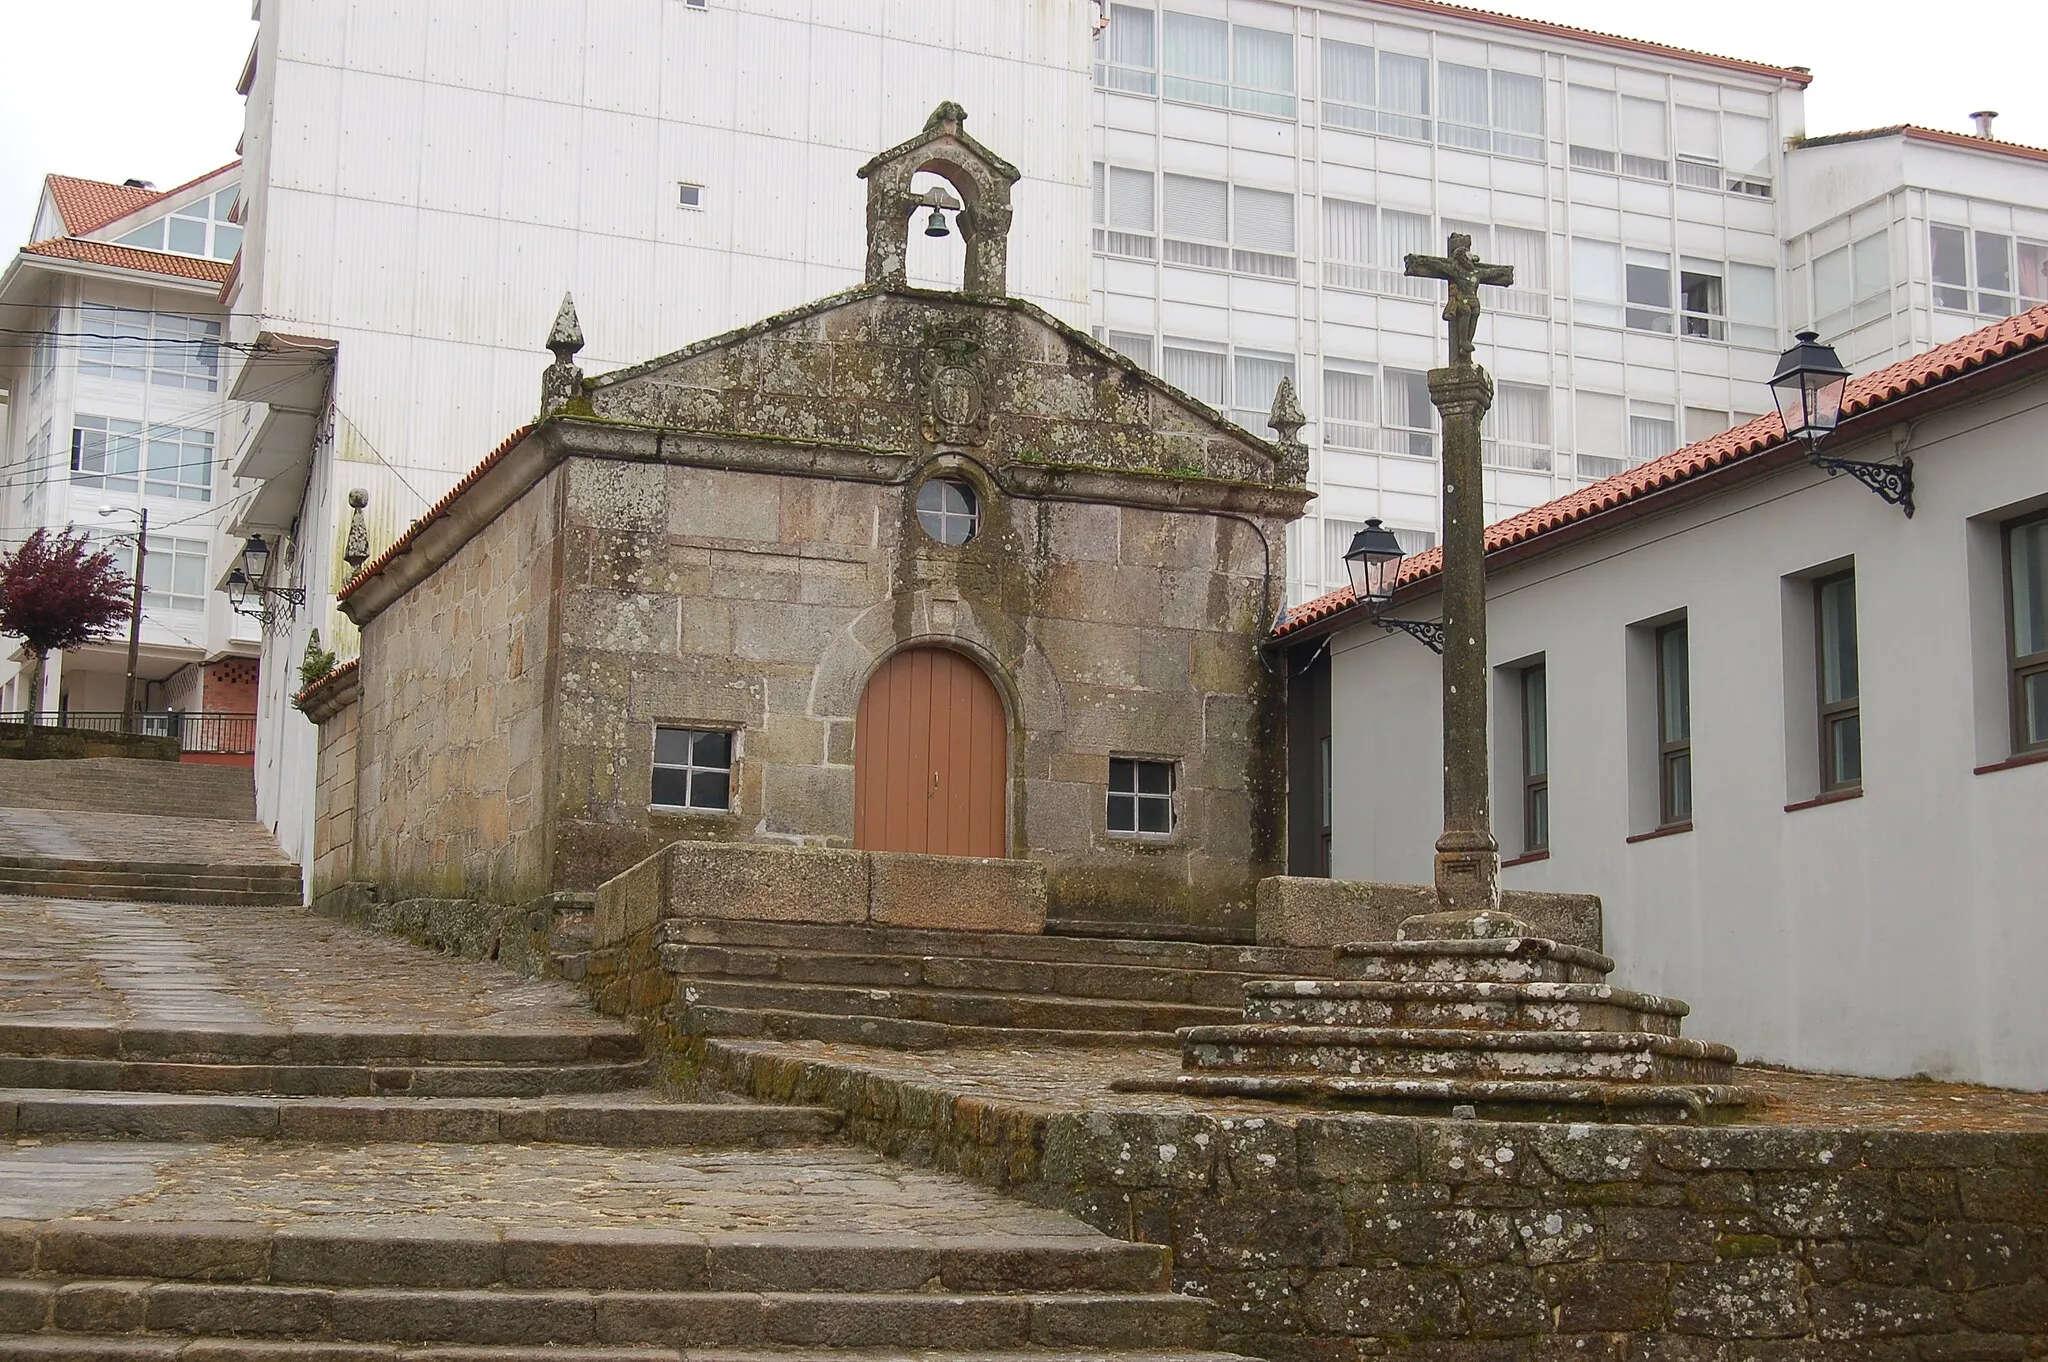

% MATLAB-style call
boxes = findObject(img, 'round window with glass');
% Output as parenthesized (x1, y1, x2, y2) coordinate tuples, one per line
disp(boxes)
(915, 478, 980, 546)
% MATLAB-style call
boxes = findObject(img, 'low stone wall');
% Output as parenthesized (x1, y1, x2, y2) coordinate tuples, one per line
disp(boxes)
(593, 840, 1048, 951)
(702, 1040, 2048, 1361)
(1256, 875, 1604, 951)
(310, 881, 585, 979)
(0, 725, 179, 762)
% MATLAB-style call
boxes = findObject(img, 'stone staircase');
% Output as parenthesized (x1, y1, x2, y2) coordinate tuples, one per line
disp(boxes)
(0, 757, 257, 820)
(0, 897, 1241, 1359)
(1120, 908, 1759, 1122)
(0, 854, 302, 906)
(641, 917, 1338, 1049)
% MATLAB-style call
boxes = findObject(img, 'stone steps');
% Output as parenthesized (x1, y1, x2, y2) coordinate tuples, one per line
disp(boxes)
(639, 918, 1338, 1048)
(676, 976, 1239, 1036)
(1178, 1024, 1741, 1084)
(0, 760, 258, 821)
(679, 1004, 1179, 1052)
(0, 855, 302, 906)
(0, 1090, 840, 1147)
(1241, 978, 1689, 1035)
(0, 1055, 655, 1099)
(0, 855, 300, 882)
(0, 1342, 1244, 1361)
(0, 1024, 642, 1066)
(1331, 937, 1615, 984)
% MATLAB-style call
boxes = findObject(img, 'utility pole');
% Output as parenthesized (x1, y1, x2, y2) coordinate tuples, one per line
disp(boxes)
(1404, 234, 1514, 912)
(109, 507, 148, 734)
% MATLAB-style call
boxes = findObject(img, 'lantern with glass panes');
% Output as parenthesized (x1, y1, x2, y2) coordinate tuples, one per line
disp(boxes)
(225, 534, 306, 631)
(1768, 331, 1913, 516)
(1342, 518, 1445, 653)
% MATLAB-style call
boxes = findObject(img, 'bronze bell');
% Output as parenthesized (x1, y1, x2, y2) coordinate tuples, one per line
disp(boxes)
(924, 207, 950, 239)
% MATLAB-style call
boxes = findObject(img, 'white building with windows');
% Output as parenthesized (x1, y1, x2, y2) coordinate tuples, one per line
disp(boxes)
(218, 0, 2048, 869)
(0, 165, 262, 743)
(1274, 306, 2048, 1090)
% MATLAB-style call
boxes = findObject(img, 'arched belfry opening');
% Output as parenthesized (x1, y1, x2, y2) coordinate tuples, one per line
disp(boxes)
(858, 102, 1020, 297)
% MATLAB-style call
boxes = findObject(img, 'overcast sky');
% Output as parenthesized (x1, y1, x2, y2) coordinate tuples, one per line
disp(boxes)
(0, 1, 2040, 245)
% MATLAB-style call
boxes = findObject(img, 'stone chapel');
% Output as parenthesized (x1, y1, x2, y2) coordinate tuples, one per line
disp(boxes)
(303, 105, 1312, 938)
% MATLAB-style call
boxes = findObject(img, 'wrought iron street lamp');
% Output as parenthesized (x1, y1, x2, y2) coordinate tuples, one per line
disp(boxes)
(228, 535, 306, 631)
(1343, 518, 1444, 653)
(1769, 330, 1913, 516)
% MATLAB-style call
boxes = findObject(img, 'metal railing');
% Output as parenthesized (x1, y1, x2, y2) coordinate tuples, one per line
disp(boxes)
(1, 711, 256, 755)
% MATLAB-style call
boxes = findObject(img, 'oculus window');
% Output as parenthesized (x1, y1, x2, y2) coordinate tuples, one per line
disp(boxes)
(652, 727, 733, 811)
(916, 478, 979, 546)
(1108, 758, 1176, 835)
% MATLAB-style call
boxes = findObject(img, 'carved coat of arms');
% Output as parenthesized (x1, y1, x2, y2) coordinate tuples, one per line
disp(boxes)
(920, 332, 990, 446)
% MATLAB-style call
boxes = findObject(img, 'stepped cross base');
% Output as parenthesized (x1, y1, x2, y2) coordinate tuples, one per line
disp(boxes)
(1433, 828, 1501, 913)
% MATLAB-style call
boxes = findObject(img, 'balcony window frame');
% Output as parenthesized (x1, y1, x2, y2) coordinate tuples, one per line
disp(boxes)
(1656, 620, 1692, 828)
(1521, 662, 1549, 854)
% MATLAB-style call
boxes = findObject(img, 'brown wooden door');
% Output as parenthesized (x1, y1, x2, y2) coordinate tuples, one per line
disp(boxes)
(854, 647, 1007, 857)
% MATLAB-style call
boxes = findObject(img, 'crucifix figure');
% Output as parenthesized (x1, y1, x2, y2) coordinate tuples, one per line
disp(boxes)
(1403, 233, 1515, 371)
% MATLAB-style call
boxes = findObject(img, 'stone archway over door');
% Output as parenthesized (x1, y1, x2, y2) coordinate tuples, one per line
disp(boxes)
(854, 647, 1006, 857)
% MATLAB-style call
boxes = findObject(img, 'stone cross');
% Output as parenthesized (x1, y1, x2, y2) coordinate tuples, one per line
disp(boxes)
(1404, 234, 1515, 914)
(1403, 233, 1514, 371)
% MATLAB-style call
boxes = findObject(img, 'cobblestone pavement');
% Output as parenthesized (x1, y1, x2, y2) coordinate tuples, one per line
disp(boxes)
(738, 1039, 2048, 1132)
(0, 1139, 1100, 1235)
(0, 806, 294, 864)
(0, 894, 618, 1033)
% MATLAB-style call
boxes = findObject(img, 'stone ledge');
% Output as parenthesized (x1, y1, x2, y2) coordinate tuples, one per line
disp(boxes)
(595, 841, 1048, 949)
(1255, 876, 1603, 951)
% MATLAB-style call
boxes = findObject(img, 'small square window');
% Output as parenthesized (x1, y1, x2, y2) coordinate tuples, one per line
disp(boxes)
(682, 0, 707, 8)
(653, 726, 734, 810)
(679, 183, 704, 209)
(1108, 757, 1176, 835)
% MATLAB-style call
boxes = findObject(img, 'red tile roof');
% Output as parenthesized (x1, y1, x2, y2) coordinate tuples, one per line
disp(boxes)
(42, 161, 240, 236)
(20, 237, 233, 285)
(336, 425, 538, 602)
(1796, 126, 2048, 166)
(1357, 0, 1812, 85)
(292, 656, 359, 710)
(1275, 302, 2048, 642)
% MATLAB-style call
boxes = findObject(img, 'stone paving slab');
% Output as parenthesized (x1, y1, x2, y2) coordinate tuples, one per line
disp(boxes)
(0, 896, 620, 1034)
(0, 808, 293, 865)
(715, 1038, 2048, 1132)
(0, 1141, 1103, 1237)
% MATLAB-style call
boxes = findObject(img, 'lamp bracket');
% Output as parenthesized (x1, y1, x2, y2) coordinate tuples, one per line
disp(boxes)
(1812, 453, 1914, 518)
(1377, 616, 1446, 654)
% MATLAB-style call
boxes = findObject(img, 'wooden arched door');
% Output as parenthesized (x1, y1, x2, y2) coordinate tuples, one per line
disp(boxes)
(853, 647, 1007, 857)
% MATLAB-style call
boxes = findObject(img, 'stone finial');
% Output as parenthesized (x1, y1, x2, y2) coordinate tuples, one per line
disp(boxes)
(857, 102, 1021, 297)
(541, 292, 586, 416)
(342, 488, 371, 572)
(1266, 376, 1310, 484)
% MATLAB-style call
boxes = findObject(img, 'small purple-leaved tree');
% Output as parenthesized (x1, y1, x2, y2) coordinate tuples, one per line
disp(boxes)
(0, 527, 135, 725)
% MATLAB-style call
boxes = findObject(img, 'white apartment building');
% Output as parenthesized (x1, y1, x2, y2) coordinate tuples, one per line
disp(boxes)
(1274, 306, 2048, 1090)
(218, 0, 2048, 869)
(0, 165, 263, 744)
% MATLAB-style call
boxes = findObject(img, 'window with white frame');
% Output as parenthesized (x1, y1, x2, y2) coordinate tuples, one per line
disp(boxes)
(1161, 174, 1296, 279)
(22, 425, 51, 513)
(1103, 331, 1154, 369)
(1383, 368, 1435, 458)
(70, 415, 143, 494)
(1319, 39, 1433, 141)
(1161, 338, 1227, 408)
(1566, 85, 1617, 172)
(1322, 198, 1376, 291)
(1932, 225, 2039, 318)
(1437, 63, 1491, 152)
(1574, 391, 1626, 480)
(1390, 526, 1437, 555)
(1814, 231, 1891, 333)
(1571, 237, 1623, 327)
(1321, 38, 1377, 132)
(1685, 406, 1732, 443)
(1323, 517, 1364, 587)
(1091, 163, 1157, 259)
(1108, 757, 1176, 834)
(1095, 3, 1157, 94)
(1483, 383, 1551, 471)
(1620, 96, 1669, 181)
(30, 311, 56, 394)
(116, 184, 242, 261)
(1674, 105, 1723, 189)
(80, 306, 223, 391)
(1491, 225, 1548, 316)
(1231, 351, 1295, 431)
(1721, 114, 1773, 197)
(1321, 360, 1378, 452)
(1162, 12, 1293, 117)
(1377, 51, 1430, 140)
(144, 426, 214, 501)
(652, 727, 734, 811)
(1628, 402, 1677, 465)
(125, 535, 210, 614)
(1625, 249, 1674, 333)
(1382, 208, 1434, 299)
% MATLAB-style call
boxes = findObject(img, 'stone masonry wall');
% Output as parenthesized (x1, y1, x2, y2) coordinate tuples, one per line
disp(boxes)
(353, 471, 560, 906)
(309, 695, 357, 899)
(706, 1043, 2048, 1361)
